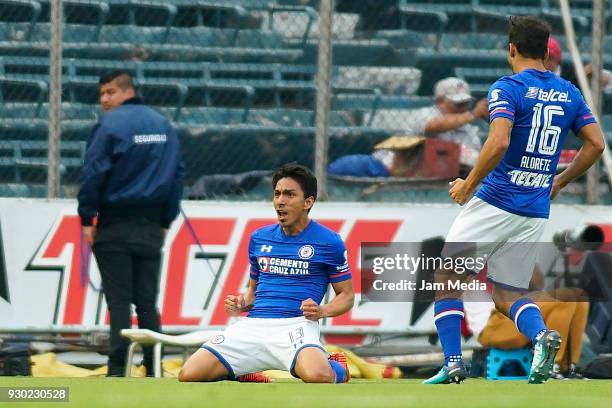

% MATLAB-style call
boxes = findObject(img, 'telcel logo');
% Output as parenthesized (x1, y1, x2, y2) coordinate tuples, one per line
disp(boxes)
(538, 89, 570, 102)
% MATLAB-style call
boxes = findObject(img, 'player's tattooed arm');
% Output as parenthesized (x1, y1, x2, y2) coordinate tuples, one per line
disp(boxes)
(224, 279, 257, 315)
(301, 280, 355, 321)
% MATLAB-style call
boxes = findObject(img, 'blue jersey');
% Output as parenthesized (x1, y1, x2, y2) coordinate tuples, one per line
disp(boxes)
(247, 220, 351, 318)
(476, 69, 596, 218)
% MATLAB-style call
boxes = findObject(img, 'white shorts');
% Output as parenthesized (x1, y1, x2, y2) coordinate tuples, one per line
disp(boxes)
(201, 316, 326, 378)
(443, 197, 547, 290)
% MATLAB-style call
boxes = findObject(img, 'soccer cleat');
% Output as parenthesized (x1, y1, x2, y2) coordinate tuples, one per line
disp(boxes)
(528, 330, 562, 384)
(238, 371, 271, 383)
(422, 360, 467, 384)
(328, 352, 350, 383)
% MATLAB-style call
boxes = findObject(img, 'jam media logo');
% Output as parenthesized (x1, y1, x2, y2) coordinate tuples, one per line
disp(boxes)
(0, 219, 9, 303)
(298, 245, 314, 260)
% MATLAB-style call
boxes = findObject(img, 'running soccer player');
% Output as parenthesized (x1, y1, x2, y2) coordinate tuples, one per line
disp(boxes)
(178, 163, 354, 383)
(424, 16, 605, 385)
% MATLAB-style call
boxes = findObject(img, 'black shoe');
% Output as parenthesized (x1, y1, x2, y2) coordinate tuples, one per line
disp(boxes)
(567, 363, 586, 380)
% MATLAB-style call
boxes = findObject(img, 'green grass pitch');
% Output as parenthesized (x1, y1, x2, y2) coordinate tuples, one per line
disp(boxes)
(1, 377, 610, 408)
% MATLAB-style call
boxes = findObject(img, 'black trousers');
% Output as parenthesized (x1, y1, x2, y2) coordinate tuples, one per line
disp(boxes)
(92, 216, 164, 376)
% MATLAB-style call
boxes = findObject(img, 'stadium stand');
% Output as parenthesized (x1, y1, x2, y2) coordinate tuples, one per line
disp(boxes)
(0, 0, 609, 202)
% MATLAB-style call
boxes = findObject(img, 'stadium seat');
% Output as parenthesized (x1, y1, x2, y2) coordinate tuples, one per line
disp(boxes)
(336, 66, 421, 95)
(183, 81, 254, 111)
(413, 48, 508, 95)
(333, 91, 433, 126)
(398, 7, 448, 50)
(474, 0, 545, 22)
(0, 118, 92, 141)
(0, 40, 304, 63)
(268, 5, 359, 41)
(374, 29, 438, 51)
(327, 39, 398, 66)
(168, 106, 248, 125)
(120, 329, 223, 378)
(472, 5, 589, 44)
(248, 108, 313, 126)
(440, 32, 507, 51)
(267, 4, 318, 44)
(542, 0, 612, 21)
(0, 0, 41, 41)
(0, 182, 47, 197)
(0, 76, 48, 105)
(401, 0, 474, 14)
(454, 67, 512, 97)
(400, 0, 475, 32)
(175, 124, 392, 177)
(0, 101, 99, 120)
(0, 140, 86, 183)
(64, 77, 188, 111)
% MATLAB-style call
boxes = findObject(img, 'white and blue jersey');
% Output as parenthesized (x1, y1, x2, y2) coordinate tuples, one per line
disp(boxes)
(247, 220, 351, 318)
(477, 69, 596, 218)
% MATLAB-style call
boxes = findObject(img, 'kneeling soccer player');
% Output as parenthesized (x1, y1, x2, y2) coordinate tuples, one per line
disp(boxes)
(179, 163, 354, 383)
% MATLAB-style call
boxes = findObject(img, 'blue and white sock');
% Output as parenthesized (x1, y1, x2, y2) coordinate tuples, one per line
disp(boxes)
(510, 298, 547, 344)
(328, 360, 347, 383)
(434, 298, 464, 366)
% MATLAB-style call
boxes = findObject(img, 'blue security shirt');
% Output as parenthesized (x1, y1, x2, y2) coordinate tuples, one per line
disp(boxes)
(247, 220, 351, 318)
(78, 98, 184, 228)
(476, 69, 596, 218)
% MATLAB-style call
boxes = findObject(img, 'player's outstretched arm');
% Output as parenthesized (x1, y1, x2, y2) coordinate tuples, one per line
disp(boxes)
(424, 99, 488, 134)
(449, 117, 512, 205)
(224, 279, 257, 316)
(301, 280, 355, 321)
(551, 123, 605, 199)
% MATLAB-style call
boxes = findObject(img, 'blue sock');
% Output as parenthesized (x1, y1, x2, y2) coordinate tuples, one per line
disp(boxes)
(434, 298, 464, 366)
(328, 360, 347, 383)
(510, 298, 547, 344)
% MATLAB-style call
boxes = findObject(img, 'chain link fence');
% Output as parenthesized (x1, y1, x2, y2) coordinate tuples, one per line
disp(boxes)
(0, 0, 610, 202)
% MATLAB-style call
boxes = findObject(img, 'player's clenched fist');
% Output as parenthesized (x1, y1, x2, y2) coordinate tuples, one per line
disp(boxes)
(224, 294, 245, 316)
(301, 298, 326, 321)
(449, 178, 473, 206)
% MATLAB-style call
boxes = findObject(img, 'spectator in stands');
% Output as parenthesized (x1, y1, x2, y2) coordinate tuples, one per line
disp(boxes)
(464, 267, 588, 380)
(545, 37, 563, 76)
(545, 36, 610, 153)
(404, 77, 489, 177)
(78, 71, 184, 377)
(546, 36, 612, 92)
(328, 78, 487, 179)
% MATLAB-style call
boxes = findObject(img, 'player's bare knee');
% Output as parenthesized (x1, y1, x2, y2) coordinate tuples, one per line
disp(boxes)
(300, 367, 335, 383)
(178, 367, 197, 382)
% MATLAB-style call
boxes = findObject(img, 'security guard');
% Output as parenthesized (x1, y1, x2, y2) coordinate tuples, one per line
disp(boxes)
(78, 71, 184, 376)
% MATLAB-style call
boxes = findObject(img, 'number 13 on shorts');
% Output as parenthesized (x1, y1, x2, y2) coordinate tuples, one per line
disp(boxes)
(289, 327, 305, 349)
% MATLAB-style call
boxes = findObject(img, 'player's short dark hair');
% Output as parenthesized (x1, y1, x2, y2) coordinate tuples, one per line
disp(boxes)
(508, 15, 551, 60)
(272, 162, 318, 201)
(99, 70, 135, 90)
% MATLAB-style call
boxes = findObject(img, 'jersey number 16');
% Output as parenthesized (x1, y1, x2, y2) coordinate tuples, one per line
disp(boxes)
(526, 103, 564, 155)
